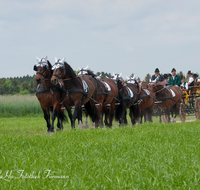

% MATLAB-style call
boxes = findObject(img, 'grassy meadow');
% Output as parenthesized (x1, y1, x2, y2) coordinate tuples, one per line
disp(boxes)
(0, 95, 200, 189)
(0, 94, 42, 117)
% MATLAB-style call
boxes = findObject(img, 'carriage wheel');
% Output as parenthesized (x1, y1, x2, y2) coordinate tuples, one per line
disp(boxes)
(179, 103, 186, 122)
(195, 98, 200, 120)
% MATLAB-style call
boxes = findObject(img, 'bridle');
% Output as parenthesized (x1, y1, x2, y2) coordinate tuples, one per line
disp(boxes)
(35, 63, 51, 89)
(52, 63, 65, 79)
(36, 66, 49, 79)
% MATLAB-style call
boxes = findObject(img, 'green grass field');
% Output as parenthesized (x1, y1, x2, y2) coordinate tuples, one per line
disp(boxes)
(0, 95, 42, 117)
(0, 95, 200, 189)
(0, 116, 200, 189)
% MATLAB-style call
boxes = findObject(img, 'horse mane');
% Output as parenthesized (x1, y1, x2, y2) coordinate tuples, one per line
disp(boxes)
(47, 60, 53, 75)
(64, 62, 77, 78)
(64, 62, 81, 87)
(87, 70, 96, 77)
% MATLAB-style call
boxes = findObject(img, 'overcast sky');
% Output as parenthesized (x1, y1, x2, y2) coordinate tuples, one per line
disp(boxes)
(0, 0, 200, 80)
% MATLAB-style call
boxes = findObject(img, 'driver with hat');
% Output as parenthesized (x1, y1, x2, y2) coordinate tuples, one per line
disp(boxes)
(151, 68, 164, 84)
(168, 68, 181, 86)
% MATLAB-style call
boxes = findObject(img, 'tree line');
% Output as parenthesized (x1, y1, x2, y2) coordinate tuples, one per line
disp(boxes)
(0, 75, 37, 95)
(0, 71, 187, 95)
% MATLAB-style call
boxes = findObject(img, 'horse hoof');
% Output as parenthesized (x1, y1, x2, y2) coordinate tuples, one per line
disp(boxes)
(56, 128, 61, 132)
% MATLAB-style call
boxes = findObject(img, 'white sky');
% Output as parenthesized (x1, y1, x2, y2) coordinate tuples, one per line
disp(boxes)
(0, 0, 200, 80)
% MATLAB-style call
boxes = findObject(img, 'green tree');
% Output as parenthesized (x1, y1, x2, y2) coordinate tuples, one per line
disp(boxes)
(144, 73, 151, 82)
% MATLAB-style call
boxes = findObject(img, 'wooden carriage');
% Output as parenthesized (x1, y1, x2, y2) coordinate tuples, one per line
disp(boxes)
(179, 82, 200, 122)
(140, 81, 200, 122)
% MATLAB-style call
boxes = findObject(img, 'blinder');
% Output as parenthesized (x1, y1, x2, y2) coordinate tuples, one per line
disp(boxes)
(52, 62, 65, 79)
(33, 65, 37, 71)
(34, 62, 49, 78)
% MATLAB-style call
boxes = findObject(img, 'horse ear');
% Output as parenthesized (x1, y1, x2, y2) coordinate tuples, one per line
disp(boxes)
(36, 56, 40, 62)
(119, 73, 122, 78)
(85, 65, 89, 70)
(33, 65, 37, 71)
(60, 57, 65, 64)
(45, 56, 48, 62)
(55, 57, 58, 63)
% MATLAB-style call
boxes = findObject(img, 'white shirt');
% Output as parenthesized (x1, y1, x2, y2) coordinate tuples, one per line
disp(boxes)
(188, 76, 194, 84)
(180, 82, 188, 90)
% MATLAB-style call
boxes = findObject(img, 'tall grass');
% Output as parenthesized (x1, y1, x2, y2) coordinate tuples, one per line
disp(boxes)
(0, 119, 200, 189)
(0, 95, 42, 117)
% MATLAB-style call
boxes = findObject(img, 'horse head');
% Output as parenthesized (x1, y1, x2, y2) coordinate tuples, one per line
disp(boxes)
(112, 73, 124, 90)
(51, 57, 66, 85)
(78, 65, 89, 75)
(34, 56, 51, 84)
(148, 82, 164, 92)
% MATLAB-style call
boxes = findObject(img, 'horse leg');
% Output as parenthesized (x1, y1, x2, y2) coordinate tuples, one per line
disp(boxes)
(104, 106, 109, 126)
(66, 107, 73, 128)
(124, 109, 128, 125)
(56, 109, 64, 131)
(140, 110, 143, 124)
(148, 106, 154, 122)
(158, 108, 162, 123)
(96, 105, 103, 128)
(50, 109, 57, 133)
(120, 103, 127, 126)
(72, 102, 82, 129)
(43, 109, 51, 132)
(129, 107, 133, 125)
(129, 105, 138, 125)
(173, 103, 179, 122)
(108, 101, 116, 128)
(166, 109, 170, 123)
(78, 107, 84, 129)
(84, 115, 89, 128)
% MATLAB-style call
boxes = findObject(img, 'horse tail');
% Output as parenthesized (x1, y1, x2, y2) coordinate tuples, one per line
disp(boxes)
(130, 104, 140, 121)
(115, 93, 123, 121)
(84, 101, 100, 123)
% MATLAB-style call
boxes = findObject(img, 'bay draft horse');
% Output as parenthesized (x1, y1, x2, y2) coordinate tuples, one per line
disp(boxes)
(132, 80, 156, 124)
(51, 58, 99, 129)
(33, 56, 67, 133)
(148, 83, 183, 123)
(114, 74, 140, 125)
(78, 68, 118, 128)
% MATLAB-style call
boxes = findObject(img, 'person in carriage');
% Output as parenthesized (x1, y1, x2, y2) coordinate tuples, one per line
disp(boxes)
(187, 70, 194, 90)
(163, 73, 169, 86)
(151, 68, 164, 84)
(168, 68, 181, 87)
(193, 73, 199, 82)
(180, 76, 188, 90)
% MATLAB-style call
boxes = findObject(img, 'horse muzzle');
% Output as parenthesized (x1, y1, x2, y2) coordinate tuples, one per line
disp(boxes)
(51, 78, 59, 85)
(36, 77, 42, 84)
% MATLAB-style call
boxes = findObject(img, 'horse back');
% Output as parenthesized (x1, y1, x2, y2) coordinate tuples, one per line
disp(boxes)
(168, 86, 183, 100)
(101, 78, 118, 97)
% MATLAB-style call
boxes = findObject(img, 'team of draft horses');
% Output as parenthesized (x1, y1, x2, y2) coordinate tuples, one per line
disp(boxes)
(34, 57, 187, 133)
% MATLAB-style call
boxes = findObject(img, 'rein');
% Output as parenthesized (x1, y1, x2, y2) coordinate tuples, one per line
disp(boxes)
(154, 86, 180, 104)
(154, 86, 166, 94)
